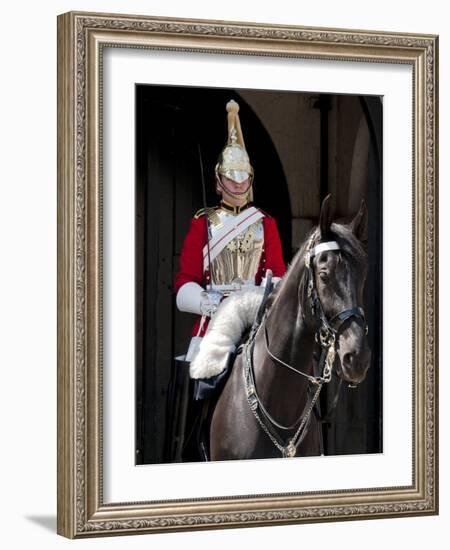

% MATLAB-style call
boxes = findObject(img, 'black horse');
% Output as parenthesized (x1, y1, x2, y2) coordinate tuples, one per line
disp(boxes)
(209, 195, 371, 460)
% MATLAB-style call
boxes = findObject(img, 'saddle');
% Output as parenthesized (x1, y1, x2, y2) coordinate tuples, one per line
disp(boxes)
(192, 350, 237, 401)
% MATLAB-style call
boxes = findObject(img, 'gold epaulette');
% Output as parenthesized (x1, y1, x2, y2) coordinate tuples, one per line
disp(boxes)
(194, 207, 215, 219)
(194, 207, 207, 219)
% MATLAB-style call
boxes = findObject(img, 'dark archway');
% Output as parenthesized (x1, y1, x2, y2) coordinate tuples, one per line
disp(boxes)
(135, 84, 291, 464)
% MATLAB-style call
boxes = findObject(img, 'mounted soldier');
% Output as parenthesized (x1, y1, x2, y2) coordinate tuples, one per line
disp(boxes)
(170, 100, 286, 459)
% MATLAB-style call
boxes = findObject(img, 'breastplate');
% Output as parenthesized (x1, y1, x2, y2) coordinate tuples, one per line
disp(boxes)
(207, 207, 264, 285)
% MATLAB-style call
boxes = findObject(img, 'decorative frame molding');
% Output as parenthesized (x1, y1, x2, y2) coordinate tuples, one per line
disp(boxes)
(57, 11, 438, 538)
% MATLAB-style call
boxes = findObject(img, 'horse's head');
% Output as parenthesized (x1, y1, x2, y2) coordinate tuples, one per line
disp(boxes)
(307, 195, 371, 386)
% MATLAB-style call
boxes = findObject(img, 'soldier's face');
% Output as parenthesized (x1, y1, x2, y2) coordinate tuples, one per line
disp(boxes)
(220, 176, 251, 205)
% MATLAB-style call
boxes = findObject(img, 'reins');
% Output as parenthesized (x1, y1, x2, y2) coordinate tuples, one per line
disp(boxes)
(243, 236, 367, 458)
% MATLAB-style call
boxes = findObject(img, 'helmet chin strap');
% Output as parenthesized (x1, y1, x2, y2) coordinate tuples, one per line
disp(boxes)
(216, 175, 253, 200)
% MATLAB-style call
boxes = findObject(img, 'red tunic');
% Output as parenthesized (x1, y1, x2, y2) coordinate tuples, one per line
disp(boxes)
(175, 210, 286, 335)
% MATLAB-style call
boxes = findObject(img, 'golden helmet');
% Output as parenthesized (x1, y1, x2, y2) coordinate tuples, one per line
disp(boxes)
(215, 100, 254, 188)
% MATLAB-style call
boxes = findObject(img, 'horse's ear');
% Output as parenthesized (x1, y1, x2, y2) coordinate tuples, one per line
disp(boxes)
(319, 194, 333, 239)
(348, 199, 368, 242)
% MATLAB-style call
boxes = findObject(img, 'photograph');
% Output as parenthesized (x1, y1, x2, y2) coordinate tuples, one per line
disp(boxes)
(135, 86, 383, 465)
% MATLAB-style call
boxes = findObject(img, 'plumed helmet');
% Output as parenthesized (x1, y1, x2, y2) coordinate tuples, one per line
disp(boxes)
(215, 100, 254, 185)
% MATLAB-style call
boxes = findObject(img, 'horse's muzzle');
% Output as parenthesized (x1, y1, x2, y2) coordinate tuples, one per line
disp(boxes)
(339, 347, 371, 385)
(336, 324, 371, 385)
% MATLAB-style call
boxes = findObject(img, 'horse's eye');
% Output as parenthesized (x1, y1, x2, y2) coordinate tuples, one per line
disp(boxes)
(319, 271, 328, 282)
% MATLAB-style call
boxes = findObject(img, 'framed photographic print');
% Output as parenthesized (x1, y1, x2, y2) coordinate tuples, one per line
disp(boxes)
(57, 11, 438, 538)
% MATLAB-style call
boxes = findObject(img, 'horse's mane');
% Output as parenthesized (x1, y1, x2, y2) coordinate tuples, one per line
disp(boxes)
(266, 221, 367, 312)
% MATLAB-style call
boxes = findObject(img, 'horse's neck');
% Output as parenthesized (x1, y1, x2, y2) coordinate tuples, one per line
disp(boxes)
(258, 299, 314, 377)
(252, 279, 316, 421)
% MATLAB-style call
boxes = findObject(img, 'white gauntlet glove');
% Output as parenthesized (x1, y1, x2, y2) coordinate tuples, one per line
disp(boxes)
(176, 282, 224, 317)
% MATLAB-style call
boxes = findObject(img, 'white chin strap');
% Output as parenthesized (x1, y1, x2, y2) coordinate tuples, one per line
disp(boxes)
(311, 241, 340, 257)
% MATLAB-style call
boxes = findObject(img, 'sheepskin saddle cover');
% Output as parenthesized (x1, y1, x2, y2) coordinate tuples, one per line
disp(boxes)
(189, 287, 264, 379)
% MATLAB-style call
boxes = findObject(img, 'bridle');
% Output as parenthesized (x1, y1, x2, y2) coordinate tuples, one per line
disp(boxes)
(243, 236, 367, 458)
(304, 236, 367, 383)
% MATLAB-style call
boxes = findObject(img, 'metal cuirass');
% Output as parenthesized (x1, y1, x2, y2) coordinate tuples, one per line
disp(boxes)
(207, 207, 264, 286)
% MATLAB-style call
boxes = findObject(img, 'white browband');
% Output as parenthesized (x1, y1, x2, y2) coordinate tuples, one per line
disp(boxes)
(311, 241, 340, 257)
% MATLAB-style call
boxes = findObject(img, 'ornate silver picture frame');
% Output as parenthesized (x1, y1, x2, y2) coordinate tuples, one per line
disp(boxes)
(57, 11, 438, 538)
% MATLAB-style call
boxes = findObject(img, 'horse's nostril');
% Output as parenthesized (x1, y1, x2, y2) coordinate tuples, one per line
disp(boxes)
(343, 352, 355, 369)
